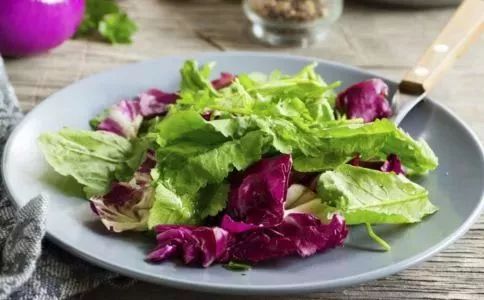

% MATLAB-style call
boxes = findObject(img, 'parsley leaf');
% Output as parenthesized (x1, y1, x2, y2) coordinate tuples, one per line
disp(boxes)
(99, 13, 137, 44)
(76, 0, 137, 44)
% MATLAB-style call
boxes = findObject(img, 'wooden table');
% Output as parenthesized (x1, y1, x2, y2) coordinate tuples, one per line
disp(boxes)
(5, 1, 484, 299)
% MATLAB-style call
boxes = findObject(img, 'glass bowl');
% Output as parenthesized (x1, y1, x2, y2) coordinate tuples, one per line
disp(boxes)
(243, 0, 343, 47)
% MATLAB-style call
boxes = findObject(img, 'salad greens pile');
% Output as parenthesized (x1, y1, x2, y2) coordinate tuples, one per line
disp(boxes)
(39, 60, 438, 267)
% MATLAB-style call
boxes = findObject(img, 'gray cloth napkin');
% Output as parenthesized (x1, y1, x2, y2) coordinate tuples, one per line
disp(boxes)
(0, 57, 132, 300)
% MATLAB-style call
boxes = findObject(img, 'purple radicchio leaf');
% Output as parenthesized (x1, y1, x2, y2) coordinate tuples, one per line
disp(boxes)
(226, 154, 292, 228)
(138, 88, 179, 118)
(95, 88, 179, 138)
(147, 225, 231, 267)
(137, 149, 157, 174)
(381, 154, 405, 174)
(220, 214, 261, 233)
(227, 214, 348, 263)
(89, 151, 156, 232)
(336, 78, 392, 122)
(211, 72, 236, 90)
(97, 100, 143, 139)
(90, 180, 154, 233)
(201, 111, 212, 121)
(349, 154, 405, 175)
(198, 73, 236, 120)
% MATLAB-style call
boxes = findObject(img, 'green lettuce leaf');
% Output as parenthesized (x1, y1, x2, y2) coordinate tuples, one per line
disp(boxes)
(115, 137, 153, 181)
(292, 119, 438, 174)
(148, 182, 196, 227)
(317, 164, 438, 225)
(244, 63, 338, 100)
(197, 183, 230, 220)
(150, 110, 226, 148)
(204, 115, 437, 175)
(38, 129, 134, 197)
(180, 60, 218, 96)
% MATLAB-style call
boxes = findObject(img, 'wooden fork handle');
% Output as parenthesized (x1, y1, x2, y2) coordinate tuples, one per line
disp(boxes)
(399, 0, 484, 95)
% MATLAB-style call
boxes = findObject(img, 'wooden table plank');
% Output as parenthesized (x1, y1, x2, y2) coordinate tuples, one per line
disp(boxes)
(4, 1, 483, 299)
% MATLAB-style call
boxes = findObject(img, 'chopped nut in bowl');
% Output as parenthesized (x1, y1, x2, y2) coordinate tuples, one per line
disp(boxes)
(243, 0, 343, 47)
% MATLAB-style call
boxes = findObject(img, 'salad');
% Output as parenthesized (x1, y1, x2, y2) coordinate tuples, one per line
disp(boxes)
(39, 60, 438, 268)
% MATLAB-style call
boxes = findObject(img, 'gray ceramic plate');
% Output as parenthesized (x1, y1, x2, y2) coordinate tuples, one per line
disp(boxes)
(3, 52, 484, 295)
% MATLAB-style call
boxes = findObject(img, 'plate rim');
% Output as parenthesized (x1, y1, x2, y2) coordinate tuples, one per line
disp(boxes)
(2, 51, 484, 295)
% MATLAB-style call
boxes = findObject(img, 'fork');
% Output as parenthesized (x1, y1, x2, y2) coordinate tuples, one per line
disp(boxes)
(391, 0, 484, 125)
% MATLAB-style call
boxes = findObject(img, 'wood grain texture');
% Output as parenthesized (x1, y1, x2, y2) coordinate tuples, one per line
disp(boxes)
(4, 1, 484, 299)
